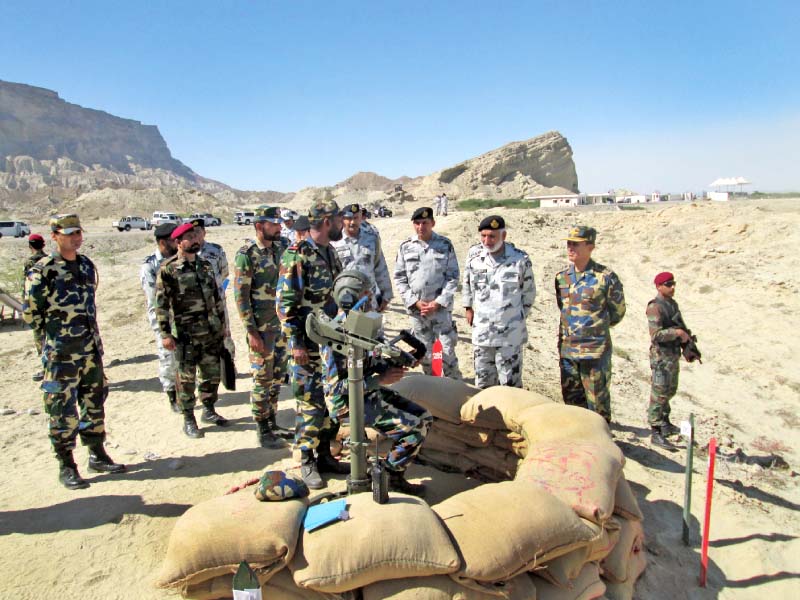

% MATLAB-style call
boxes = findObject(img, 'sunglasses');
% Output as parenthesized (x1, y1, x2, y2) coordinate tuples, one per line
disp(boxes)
(662, 281, 676, 288)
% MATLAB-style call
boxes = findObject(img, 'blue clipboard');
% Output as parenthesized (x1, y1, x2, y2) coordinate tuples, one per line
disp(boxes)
(303, 499, 347, 532)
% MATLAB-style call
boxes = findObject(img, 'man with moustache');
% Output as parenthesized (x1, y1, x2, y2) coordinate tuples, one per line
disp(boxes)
(463, 215, 535, 388)
(156, 222, 228, 438)
(140, 222, 180, 413)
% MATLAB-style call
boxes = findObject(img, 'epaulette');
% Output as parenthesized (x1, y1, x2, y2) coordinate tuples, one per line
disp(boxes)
(466, 243, 483, 260)
(237, 240, 258, 255)
(205, 241, 224, 252)
(142, 253, 158, 266)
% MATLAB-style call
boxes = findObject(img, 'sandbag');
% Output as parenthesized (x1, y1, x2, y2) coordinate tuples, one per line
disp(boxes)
(515, 441, 624, 524)
(515, 403, 611, 444)
(418, 448, 481, 474)
(389, 374, 479, 424)
(537, 519, 619, 588)
(434, 419, 494, 447)
(434, 480, 598, 583)
(533, 563, 606, 600)
(363, 572, 537, 599)
(291, 492, 460, 592)
(469, 445, 520, 480)
(492, 430, 529, 458)
(613, 475, 644, 521)
(185, 569, 357, 600)
(425, 428, 472, 454)
(600, 518, 646, 584)
(460, 386, 554, 430)
(603, 538, 646, 600)
(157, 492, 307, 590)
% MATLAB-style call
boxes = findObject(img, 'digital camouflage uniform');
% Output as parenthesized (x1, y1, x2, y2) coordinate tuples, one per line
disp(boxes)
(555, 259, 626, 420)
(198, 239, 235, 355)
(332, 216, 393, 311)
(234, 236, 289, 420)
(646, 294, 689, 426)
(22, 248, 47, 354)
(463, 241, 535, 388)
(394, 230, 462, 378)
(140, 249, 177, 392)
(276, 235, 342, 450)
(155, 254, 225, 410)
(23, 252, 108, 454)
(281, 223, 297, 245)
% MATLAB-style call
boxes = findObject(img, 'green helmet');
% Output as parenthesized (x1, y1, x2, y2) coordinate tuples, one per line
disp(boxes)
(332, 270, 370, 310)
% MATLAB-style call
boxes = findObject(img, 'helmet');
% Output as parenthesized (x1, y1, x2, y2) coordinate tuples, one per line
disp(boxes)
(332, 270, 371, 310)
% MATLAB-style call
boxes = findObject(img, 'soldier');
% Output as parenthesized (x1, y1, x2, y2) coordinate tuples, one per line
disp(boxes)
(332, 203, 393, 312)
(281, 209, 298, 244)
(156, 222, 229, 438)
(393, 207, 462, 378)
(321, 271, 433, 496)
(647, 271, 694, 449)
(23, 214, 125, 490)
(23, 233, 47, 382)
(233, 206, 294, 449)
(276, 195, 348, 489)
(293, 215, 311, 242)
(555, 226, 626, 423)
(360, 206, 380, 238)
(463, 215, 535, 388)
(140, 223, 180, 413)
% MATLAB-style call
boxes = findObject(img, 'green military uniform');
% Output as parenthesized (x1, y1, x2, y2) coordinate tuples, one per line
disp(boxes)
(23, 248, 47, 360)
(646, 294, 688, 426)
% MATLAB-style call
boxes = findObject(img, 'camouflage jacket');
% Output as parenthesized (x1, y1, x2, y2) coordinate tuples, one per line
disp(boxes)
(140, 248, 169, 336)
(234, 238, 288, 334)
(23, 253, 102, 358)
(462, 242, 536, 347)
(332, 228, 393, 305)
(647, 294, 688, 355)
(276, 237, 342, 351)
(155, 254, 225, 342)
(22, 250, 47, 280)
(555, 259, 626, 359)
(197, 241, 229, 288)
(393, 232, 459, 311)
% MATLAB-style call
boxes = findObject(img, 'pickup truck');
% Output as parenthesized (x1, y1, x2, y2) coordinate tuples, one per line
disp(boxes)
(112, 216, 151, 231)
(189, 213, 222, 227)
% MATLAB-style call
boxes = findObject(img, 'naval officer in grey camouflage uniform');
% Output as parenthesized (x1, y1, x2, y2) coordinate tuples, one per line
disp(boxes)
(193, 218, 235, 357)
(463, 215, 535, 388)
(393, 207, 462, 378)
(332, 203, 393, 312)
(140, 222, 180, 413)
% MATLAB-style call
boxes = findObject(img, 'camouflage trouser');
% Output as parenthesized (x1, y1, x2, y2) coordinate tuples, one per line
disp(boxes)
(290, 347, 336, 451)
(249, 329, 287, 421)
(41, 349, 106, 454)
(648, 349, 680, 426)
(152, 330, 177, 392)
(367, 388, 433, 473)
(409, 311, 462, 379)
(559, 351, 612, 421)
(473, 345, 523, 389)
(175, 336, 222, 410)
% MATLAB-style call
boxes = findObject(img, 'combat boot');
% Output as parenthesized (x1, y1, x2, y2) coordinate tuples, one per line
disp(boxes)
(300, 450, 324, 490)
(267, 414, 294, 440)
(166, 390, 181, 414)
(316, 440, 350, 474)
(183, 410, 205, 439)
(651, 427, 676, 450)
(88, 444, 127, 474)
(662, 419, 681, 437)
(56, 450, 90, 490)
(256, 420, 286, 449)
(388, 470, 426, 497)
(200, 401, 229, 426)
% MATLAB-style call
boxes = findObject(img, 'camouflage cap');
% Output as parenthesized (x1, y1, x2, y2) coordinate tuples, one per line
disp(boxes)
(341, 203, 361, 217)
(255, 205, 283, 224)
(308, 197, 340, 221)
(564, 225, 596, 243)
(254, 470, 309, 502)
(50, 214, 83, 234)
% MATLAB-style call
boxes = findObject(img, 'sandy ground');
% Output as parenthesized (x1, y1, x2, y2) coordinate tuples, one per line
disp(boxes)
(0, 199, 798, 599)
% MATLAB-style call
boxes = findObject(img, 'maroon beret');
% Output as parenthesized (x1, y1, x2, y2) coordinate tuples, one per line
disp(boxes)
(29, 233, 45, 243)
(170, 222, 195, 240)
(654, 272, 675, 286)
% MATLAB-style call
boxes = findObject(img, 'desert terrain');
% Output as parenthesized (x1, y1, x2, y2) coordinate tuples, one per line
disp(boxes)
(0, 198, 798, 599)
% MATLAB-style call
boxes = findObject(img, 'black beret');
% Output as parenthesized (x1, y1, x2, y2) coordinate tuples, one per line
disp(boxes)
(154, 222, 178, 239)
(478, 215, 505, 231)
(341, 203, 361, 217)
(411, 207, 434, 221)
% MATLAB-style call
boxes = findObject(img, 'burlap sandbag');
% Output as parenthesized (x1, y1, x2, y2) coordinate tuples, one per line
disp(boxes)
(533, 563, 606, 600)
(469, 445, 520, 480)
(515, 403, 611, 445)
(389, 374, 478, 424)
(291, 492, 460, 592)
(537, 519, 619, 588)
(492, 430, 529, 458)
(515, 441, 624, 524)
(185, 569, 357, 600)
(613, 475, 644, 521)
(434, 480, 598, 583)
(460, 386, 554, 430)
(425, 427, 472, 454)
(363, 572, 537, 599)
(603, 544, 646, 600)
(157, 492, 307, 590)
(418, 447, 481, 474)
(600, 518, 646, 584)
(434, 419, 494, 447)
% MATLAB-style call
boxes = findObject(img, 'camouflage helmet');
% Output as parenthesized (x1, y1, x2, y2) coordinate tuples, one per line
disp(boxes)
(254, 470, 309, 502)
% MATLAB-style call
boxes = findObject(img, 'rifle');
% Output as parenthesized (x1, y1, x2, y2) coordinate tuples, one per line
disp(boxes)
(682, 335, 702, 364)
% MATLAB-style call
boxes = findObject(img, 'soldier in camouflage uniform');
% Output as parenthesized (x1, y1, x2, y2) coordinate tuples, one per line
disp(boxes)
(276, 194, 349, 489)
(463, 216, 536, 388)
(156, 222, 229, 438)
(140, 223, 180, 413)
(23, 233, 47, 382)
(332, 203, 393, 312)
(393, 207, 462, 378)
(233, 206, 294, 449)
(555, 226, 626, 422)
(647, 271, 693, 449)
(23, 214, 125, 490)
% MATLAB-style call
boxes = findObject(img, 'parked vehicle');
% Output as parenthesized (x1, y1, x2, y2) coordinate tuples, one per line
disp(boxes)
(152, 212, 182, 226)
(234, 211, 256, 225)
(0, 221, 31, 238)
(112, 216, 151, 232)
(189, 213, 221, 227)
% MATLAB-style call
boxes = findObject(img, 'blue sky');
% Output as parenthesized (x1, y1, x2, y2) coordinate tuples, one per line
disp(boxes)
(3, 1, 798, 193)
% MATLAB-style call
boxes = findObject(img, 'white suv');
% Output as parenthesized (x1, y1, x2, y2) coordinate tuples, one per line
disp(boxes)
(234, 211, 256, 225)
(112, 216, 151, 231)
(152, 212, 182, 226)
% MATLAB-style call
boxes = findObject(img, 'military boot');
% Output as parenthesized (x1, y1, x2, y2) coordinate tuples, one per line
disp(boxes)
(200, 401, 229, 426)
(56, 450, 90, 490)
(166, 390, 181, 414)
(388, 470, 426, 497)
(300, 450, 324, 490)
(316, 440, 350, 474)
(651, 427, 676, 450)
(183, 410, 205, 439)
(88, 444, 127, 474)
(267, 414, 294, 440)
(256, 420, 286, 449)
(662, 419, 681, 437)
